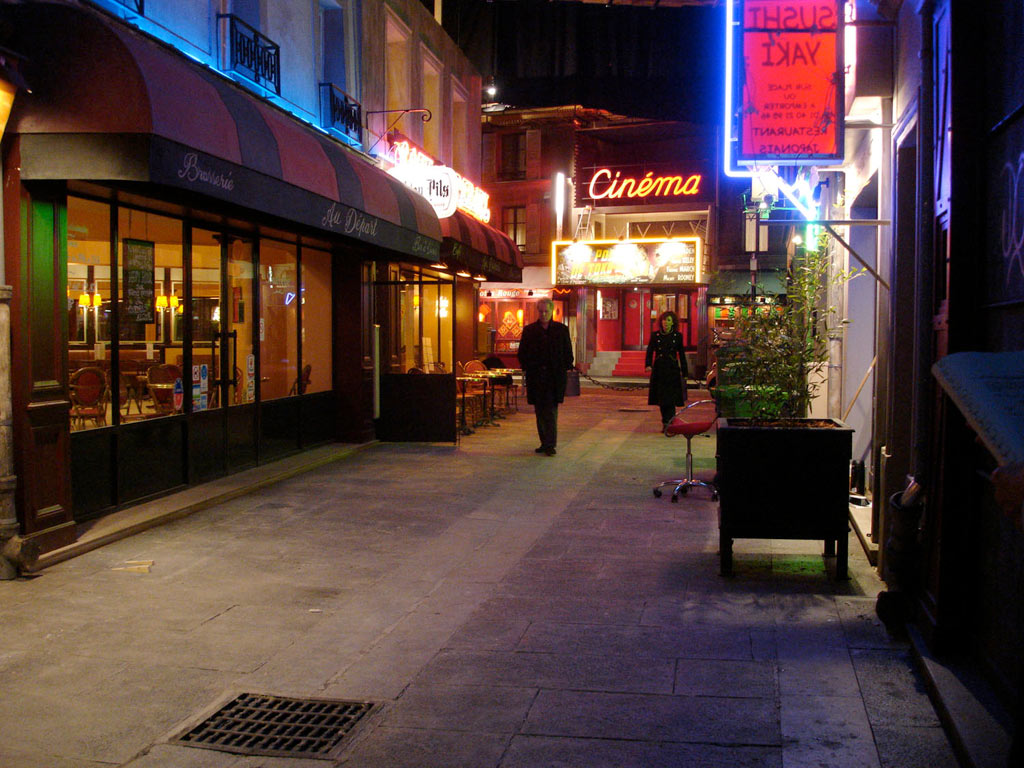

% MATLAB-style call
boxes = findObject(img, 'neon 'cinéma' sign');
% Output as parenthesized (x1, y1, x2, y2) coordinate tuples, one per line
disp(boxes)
(586, 168, 703, 201)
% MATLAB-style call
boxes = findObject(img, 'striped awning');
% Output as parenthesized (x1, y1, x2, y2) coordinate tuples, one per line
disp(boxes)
(439, 210, 523, 282)
(9, 3, 441, 261)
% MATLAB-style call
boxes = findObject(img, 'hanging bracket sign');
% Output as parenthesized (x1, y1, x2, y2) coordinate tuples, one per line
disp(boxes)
(737, 0, 844, 164)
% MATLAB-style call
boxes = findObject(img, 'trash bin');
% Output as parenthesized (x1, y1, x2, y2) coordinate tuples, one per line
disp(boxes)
(884, 490, 923, 590)
(565, 369, 581, 397)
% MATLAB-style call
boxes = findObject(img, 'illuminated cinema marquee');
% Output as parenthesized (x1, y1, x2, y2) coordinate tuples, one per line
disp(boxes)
(551, 237, 703, 286)
(737, 0, 844, 163)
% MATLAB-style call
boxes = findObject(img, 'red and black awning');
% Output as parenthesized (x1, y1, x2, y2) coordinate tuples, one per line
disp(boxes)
(439, 210, 523, 282)
(9, 3, 441, 261)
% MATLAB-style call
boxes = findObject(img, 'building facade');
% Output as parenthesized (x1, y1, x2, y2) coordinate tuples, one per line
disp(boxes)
(480, 105, 746, 377)
(750, 0, 1023, 757)
(0, 0, 518, 556)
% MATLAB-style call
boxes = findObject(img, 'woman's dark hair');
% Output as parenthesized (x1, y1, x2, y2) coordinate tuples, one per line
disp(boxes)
(658, 311, 679, 331)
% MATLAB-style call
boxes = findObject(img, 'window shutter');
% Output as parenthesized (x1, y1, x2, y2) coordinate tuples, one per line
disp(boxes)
(526, 202, 542, 256)
(526, 130, 542, 180)
(482, 133, 496, 182)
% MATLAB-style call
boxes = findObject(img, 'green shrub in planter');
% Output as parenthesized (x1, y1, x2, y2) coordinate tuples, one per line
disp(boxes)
(715, 235, 862, 578)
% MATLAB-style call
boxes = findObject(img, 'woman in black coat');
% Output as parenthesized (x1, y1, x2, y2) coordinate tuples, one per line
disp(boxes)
(645, 310, 688, 426)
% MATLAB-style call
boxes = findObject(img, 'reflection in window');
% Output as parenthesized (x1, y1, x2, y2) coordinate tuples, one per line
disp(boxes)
(259, 239, 298, 400)
(301, 248, 332, 393)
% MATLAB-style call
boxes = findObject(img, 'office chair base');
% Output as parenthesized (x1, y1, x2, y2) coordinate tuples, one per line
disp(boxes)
(653, 480, 718, 502)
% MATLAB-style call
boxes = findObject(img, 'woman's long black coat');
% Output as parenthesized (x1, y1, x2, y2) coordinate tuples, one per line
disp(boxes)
(645, 329, 688, 406)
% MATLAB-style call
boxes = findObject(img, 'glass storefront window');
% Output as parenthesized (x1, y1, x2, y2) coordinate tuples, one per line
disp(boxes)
(229, 238, 256, 405)
(118, 208, 184, 420)
(191, 229, 222, 411)
(67, 197, 112, 431)
(259, 239, 298, 400)
(67, 196, 326, 437)
(397, 269, 453, 373)
(301, 248, 332, 393)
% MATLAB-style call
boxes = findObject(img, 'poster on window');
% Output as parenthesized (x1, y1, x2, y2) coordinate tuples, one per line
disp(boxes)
(601, 297, 619, 319)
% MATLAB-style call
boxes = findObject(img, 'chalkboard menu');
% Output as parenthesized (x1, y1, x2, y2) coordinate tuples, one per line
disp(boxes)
(122, 239, 155, 323)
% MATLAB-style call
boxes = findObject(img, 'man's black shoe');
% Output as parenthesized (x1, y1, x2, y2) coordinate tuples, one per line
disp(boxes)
(535, 446, 547, 453)
(544, 446, 557, 456)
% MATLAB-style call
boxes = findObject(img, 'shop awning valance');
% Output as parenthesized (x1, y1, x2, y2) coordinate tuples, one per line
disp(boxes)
(439, 211, 523, 282)
(707, 269, 788, 297)
(8, 3, 441, 261)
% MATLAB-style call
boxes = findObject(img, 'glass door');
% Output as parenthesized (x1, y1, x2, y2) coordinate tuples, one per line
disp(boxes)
(188, 229, 257, 478)
(647, 290, 690, 348)
(224, 236, 257, 469)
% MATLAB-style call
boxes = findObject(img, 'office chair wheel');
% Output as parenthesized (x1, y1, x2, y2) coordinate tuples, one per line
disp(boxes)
(653, 488, 662, 498)
(712, 490, 719, 501)
(671, 494, 679, 503)
(680, 486, 689, 496)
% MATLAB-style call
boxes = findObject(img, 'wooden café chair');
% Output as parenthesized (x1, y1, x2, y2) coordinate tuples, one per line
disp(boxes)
(69, 366, 109, 429)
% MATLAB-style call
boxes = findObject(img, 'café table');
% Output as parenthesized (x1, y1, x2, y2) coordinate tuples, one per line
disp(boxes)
(465, 370, 506, 425)
(456, 376, 493, 433)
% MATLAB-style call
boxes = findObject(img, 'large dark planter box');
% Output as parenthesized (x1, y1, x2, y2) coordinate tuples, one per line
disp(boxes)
(716, 417, 853, 578)
(377, 373, 456, 443)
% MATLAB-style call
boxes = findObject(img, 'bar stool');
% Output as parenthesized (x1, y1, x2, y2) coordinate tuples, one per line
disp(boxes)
(653, 399, 718, 502)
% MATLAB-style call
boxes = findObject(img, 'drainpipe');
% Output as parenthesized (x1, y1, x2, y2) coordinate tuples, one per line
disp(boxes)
(911, 0, 935, 483)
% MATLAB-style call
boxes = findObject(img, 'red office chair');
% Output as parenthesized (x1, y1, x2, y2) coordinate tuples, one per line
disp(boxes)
(653, 399, 718, 502)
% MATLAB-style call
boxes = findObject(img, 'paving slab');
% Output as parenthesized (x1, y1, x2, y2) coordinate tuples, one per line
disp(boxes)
(521, 689, 780, 745)
(500, 735, 783, 768)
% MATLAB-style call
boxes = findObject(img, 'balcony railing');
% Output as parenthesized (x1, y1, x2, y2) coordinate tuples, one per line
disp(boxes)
(217, 14, 281, 95)
(114, 0, 144, 12)
(319, 83, 362, 145)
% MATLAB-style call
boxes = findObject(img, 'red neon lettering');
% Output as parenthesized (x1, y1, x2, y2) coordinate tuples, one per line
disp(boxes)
(588, 169, 702, 200)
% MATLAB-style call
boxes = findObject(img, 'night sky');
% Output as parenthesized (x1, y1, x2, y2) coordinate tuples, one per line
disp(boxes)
(443, 0, 724, 124)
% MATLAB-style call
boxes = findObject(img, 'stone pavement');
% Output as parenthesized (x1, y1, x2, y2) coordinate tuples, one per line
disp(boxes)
(0, 386, 959, 768)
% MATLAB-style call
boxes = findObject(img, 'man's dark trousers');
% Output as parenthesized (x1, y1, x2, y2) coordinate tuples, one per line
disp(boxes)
(535, 403, 558, 449)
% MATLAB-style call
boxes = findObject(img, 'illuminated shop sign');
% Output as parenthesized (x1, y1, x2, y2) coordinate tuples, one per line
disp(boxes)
(479, 288, 552, 300)
(552, 237, 702, 286)
(737, 0, 843, 163)
(382, 139, 491, 222)
(578, 166, 706, 207)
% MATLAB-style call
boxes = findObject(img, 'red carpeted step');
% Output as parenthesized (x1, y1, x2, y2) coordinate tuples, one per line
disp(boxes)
(610, 350, 648, 377)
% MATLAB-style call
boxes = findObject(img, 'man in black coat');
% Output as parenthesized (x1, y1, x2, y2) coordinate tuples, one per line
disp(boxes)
(517, 299, 574, 456)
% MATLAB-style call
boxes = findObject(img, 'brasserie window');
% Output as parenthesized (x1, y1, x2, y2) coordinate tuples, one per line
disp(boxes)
(67, 196, 113, 430)
(66, 195, 331, 432)
(301, 247, 332, 393)
(383, 265, 453, 374)
(259, 239, 298, 400)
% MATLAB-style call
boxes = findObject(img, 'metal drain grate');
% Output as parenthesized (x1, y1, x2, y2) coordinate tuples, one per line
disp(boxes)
(175, 693, 376, 758)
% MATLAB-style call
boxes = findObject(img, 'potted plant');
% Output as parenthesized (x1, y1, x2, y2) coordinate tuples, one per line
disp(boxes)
(716, 233, 860, 578)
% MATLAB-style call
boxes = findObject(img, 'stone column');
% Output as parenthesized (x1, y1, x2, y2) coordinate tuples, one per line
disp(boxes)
(0, 284, 21, 577)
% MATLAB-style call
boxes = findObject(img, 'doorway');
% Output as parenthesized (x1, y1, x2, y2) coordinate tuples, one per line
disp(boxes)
(188, 228, 258, 480)
(637, 290, 691, 348)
